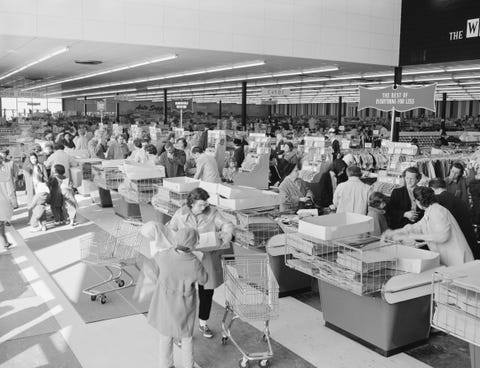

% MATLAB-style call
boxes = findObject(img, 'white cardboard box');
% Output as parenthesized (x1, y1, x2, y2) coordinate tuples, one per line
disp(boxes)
(163, 177, 199, 193)
(208, 194, 220, 206)
(199, 181, 219, 194)
(196, 232, 228, 252)
(298, 212, 374, 241)
(217, 184, 262, 199)
(380, 245, 440, 273)
(218, 190, 283, 210)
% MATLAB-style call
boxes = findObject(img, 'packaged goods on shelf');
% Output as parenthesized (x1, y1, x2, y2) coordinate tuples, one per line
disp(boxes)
(233, 207, 282, 249)
(162, 176, 199, 193)
(298, 213, 374, 241)
(431, 262, 480, 346)
(285, 234, 398, 295)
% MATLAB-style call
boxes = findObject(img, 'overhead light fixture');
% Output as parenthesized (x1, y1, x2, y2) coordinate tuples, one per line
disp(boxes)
(414, 76, 452, 82)
(22, 54, 178, 91)
(362, 72, 393, 78)
(446, 66, 480, 72)
(46, 60, 265, 95)
(0, 47, 69, 82)
(403, 68, 445, 75)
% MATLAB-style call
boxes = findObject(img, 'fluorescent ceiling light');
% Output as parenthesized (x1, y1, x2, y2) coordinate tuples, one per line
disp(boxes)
(22, 54, 177, 91)
(403, 68, 444, 75)
(363, 72, 393, 78)
(47, 60, 265, 95)
(446, 66, 480, 72)
(414, 76, 452, 82)
(0, 47, 69, 82)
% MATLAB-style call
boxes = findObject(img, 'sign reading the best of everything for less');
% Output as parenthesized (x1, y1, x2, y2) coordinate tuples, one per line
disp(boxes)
(358, 84, 436, 112)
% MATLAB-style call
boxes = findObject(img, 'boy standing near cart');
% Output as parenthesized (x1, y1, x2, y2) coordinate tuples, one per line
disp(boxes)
(147, 227, 208, 368)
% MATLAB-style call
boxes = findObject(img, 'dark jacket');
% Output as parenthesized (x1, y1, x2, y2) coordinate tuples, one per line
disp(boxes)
(436, 191, 480, 259)
(386, 186, 424, 229)
(316, 171, 335, 207)
(158, 149, 186, 178)
(233, 147, 245, 168)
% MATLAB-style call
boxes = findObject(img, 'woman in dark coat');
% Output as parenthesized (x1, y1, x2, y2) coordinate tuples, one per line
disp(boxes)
(315, 159, 347, 208)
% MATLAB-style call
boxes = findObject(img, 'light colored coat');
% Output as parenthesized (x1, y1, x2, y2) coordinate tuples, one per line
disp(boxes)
(401, 203, 474, 266)
(169, 205, 234, 289)
(0, 166, 14, 221)
(332, 177, 370, 215)
(193, 153, 221, 183)
(147, 249, 208, 338)
(44, 150, 76, 179)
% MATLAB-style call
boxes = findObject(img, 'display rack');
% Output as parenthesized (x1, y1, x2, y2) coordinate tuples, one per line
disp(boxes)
(233, 153, 270, 190)
(431, 264, 480, 347)
(75, 158, 103, 180)
(151, 185, 188, 217)
(248, 133, 271, 155)
(285, 233, 398, 295)
(92, 163, 125, 190)
(229, 206, 282, 249)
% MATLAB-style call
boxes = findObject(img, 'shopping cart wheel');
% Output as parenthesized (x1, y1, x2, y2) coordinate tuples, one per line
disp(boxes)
(238, 358, 250, 368)
(116, 279, 125, 287)
(221, 336, 228, 345)
(100, 294, 107, 304)
(258, 360, 270, 368)
(90, 295, 97, 302)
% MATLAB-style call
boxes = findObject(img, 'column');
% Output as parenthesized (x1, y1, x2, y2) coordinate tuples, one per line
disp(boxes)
(163, 89, 168, 125)
(241, 81, 247, 128)
(441, 93, 447, 133)
(83, 96, 87, 117)
(391, 66, 402, 142)
(116, 101, 120, 123)
(337, 96, 342, 126)
(219, 100, 222, 119)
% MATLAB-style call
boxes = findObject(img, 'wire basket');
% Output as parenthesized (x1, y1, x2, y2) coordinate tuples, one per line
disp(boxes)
(234, 207, 281, 249)
(80, 221, 144, 265)
(222, 254, 279, 321)
(431, 268, 480, 346)
(285, 233, 398, 296)
(92, 164, 125, 190)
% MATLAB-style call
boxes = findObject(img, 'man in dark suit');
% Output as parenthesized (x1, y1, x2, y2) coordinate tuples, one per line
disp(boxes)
(429, 178, 480, 259)
(386, 167, 424, 229)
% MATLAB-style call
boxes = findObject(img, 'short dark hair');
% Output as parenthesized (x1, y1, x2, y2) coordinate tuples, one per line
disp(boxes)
(451, 162, 465, 176)
(29, 152, 38, 160)
(191, 146, 204, 155)
(186, 187, 210, 208)
(133, 138, 142, 148)
(413, 186, 437, 207)
(346, 165, 362, 177)
(144, 144, 157, 155)
(369, 191, 388, 208)
(1, 149, 9, 156)
(54, 143, 65, 150)
(402, 166, 421, 180)
(164, 142, 174, 150)
(284, 142, 294, 151)
(54, 164, 65, 176)
(428, 178, 447, 189)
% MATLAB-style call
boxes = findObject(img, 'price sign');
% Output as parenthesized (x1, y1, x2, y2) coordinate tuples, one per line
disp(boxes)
(97, 101, 106, 111)
(339, 125, 345, 131)
(175, 101, 188, 109)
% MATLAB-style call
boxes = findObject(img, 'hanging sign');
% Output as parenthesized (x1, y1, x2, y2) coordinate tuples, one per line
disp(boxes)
(358, 84, 436, 112)
(261, 88, 290, 98)
(97, 100, 106, 111)
(175, 101, 188, 109)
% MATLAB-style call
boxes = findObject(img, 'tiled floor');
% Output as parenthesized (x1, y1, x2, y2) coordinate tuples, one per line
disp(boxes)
(0, 191, 465, 368)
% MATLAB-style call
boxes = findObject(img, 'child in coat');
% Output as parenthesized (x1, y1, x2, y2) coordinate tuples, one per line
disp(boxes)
(367, 191, 389, 236)
(28, 182, 49, 232)
(147, 227, 208, 368)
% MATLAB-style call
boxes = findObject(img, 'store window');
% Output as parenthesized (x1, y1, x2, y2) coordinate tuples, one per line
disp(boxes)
(1, 97, 62, 119)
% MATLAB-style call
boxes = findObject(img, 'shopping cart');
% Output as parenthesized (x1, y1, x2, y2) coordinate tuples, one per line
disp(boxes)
(221, 254, 279, 368)
(79, 220, 144, 304)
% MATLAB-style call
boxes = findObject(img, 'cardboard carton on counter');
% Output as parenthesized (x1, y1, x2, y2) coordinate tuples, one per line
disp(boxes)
(379, 245, 440, 274)
(163, 177, 199, 193)
(199, 181, 219, 195)
(298, 212, 374, 241)
(218, 190, 283, 210)
(217, 184, 262, 199)
(196, 231, 229, 252)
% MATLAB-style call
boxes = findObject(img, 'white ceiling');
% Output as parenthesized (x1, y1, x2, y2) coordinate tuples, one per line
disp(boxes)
(1, 35, 480, 103)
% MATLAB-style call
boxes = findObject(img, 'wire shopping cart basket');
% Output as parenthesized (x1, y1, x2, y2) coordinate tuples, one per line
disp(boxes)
(221, 254, 279, 368)
(79, 220, 145, 304)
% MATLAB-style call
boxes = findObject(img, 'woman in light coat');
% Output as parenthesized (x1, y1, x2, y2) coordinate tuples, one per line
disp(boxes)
(383, 186, 473, 266)
(0, 155, 15, 248)
(147, 228, 208, 368)
(169, 187, 234, 339)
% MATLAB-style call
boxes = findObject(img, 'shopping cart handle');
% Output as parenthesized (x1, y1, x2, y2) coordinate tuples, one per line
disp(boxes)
(221, 255, 236, 261)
